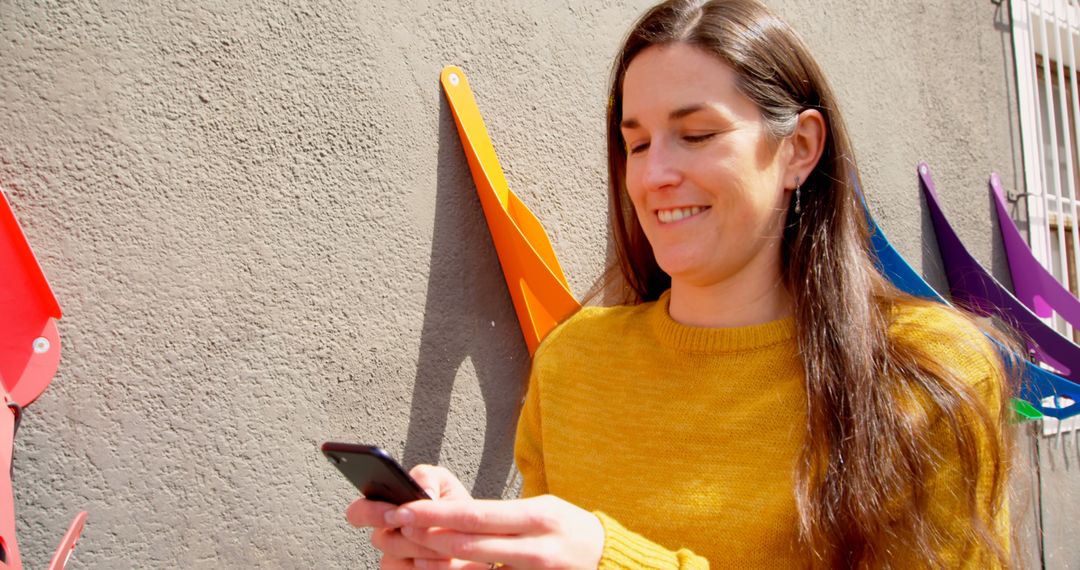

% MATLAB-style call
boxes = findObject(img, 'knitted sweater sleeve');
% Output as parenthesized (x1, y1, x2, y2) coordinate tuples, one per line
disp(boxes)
(513, 341, 710, 569)
(514, 359, 548, 497)
(593, 513, 710, 569)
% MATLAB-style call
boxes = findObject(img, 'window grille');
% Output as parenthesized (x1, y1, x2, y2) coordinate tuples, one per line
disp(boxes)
(1011, 0, 1080, 339)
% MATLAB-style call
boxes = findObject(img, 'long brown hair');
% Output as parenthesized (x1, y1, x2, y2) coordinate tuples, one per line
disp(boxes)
(605, 1, 1013, 566)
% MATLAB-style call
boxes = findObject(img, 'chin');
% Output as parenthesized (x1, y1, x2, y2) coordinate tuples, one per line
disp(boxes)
(653, 256, 697, 281)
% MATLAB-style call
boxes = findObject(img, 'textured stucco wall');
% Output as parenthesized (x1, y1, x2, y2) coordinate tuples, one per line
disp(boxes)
(0, 0, 1039, 568)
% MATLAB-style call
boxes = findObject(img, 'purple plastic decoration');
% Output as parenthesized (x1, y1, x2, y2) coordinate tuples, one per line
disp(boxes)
(990, 173, 1080, 328)
(863, 189, 1070, 418)
(921, 162, 1080, 380)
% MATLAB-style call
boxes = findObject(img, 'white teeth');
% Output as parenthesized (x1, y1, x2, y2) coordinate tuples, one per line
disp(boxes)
(658, 206, 705, 224)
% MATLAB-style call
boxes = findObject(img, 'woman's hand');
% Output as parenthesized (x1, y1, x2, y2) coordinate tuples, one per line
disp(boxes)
(346, 465, 481, 568)
(388, 494, 605, 570)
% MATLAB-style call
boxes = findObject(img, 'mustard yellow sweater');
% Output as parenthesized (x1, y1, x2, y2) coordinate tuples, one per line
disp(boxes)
(514, 291, 1006, 569)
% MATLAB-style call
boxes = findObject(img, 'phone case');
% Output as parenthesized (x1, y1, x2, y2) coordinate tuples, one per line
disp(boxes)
(321, 442, 430, 505)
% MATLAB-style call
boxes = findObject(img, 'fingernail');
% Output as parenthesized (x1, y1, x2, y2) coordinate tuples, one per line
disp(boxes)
(425, 487, 437, 500)
(396, 507, 414, 525)
(401, 526, 414, 537)
(383, 509, 398, 525)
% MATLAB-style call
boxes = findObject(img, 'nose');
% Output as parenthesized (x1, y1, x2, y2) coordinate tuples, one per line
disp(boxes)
(638, 140, 682, 192)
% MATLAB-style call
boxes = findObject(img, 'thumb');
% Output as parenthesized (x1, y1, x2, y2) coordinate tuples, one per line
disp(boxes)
(409, 464, 472, 501)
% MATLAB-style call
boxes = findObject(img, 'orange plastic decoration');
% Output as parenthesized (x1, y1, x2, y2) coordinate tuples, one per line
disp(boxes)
(47, 511, 87, 570)
(0, 401, 21, 569)
(440, 66, 581, 355)
(0, 189, 61, 407)
(0, 186, 86, 569)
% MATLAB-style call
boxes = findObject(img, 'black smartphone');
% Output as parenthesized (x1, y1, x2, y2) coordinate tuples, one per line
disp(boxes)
(321, 442, 430, 505)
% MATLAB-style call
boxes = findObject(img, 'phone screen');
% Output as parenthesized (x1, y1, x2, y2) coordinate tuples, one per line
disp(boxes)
(321, 442, 430, 505)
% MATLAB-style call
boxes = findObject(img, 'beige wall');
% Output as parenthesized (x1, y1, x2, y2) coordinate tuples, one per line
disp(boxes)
(0, 0, 1046, 567)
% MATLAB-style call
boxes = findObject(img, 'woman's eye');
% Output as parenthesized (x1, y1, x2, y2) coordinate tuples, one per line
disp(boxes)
(627, 142, 650, 155)
(683, 133, 716, 144)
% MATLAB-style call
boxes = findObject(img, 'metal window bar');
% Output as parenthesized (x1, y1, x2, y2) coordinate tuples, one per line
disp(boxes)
(1066, 3, 1080, 280)
(1032, 0, 1068, 339)
(1048, 0, 1077, 341)
(1041, 1, 1067, 308)
(1012, 0, 1080, 342)
(1014, 0, 1050, 264)
(1048, 0, 1080, 338)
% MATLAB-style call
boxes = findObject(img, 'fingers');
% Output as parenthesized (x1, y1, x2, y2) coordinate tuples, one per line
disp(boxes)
(409, 464, 472, 502)
(390, 495, 604, 569)
(374, 530, 487, 569)
(371, 528, 446, 560)
(372, 528, 489, 570)
(381, 558, 490, 570)
(413, 560, 492, 570)
(378, 556, 410, 570)
(346, 497, 397, 528)
(389, 498, 547, 534)
(351, 464, 469, 528)
(403, 526, 542, 568)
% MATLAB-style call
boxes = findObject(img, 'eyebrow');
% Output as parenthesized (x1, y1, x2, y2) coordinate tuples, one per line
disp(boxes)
(620, 104, 709, 130)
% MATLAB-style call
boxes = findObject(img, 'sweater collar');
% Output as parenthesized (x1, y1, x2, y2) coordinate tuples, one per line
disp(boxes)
(647, 290, 796, 353)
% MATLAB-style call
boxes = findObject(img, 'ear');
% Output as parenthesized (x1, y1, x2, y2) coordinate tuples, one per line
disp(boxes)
(784, 109, 826, 188)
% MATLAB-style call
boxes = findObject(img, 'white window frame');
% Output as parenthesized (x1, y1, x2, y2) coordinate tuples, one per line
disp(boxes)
(1012, 0, 1080, 340)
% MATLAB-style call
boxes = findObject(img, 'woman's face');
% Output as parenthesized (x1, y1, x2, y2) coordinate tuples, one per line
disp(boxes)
(620, 43, 794, 293)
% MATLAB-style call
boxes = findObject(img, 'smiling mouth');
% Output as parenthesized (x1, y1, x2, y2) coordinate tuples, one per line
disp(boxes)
(657, 206, 710, 224)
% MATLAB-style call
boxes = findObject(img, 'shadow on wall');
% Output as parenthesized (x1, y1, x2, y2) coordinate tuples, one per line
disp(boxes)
(400, 97, 530, 499)
(987, 186, 1016, 291)
(991, 0, 1023, 194)
(919, 190, 949, 295)
(990, 0, 1023, 285)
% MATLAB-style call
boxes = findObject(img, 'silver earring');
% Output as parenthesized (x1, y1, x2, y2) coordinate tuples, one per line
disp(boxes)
(794, 176, 801, 215)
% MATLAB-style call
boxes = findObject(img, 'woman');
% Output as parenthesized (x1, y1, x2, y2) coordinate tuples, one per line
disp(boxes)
(347, 0, 1014, 567)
